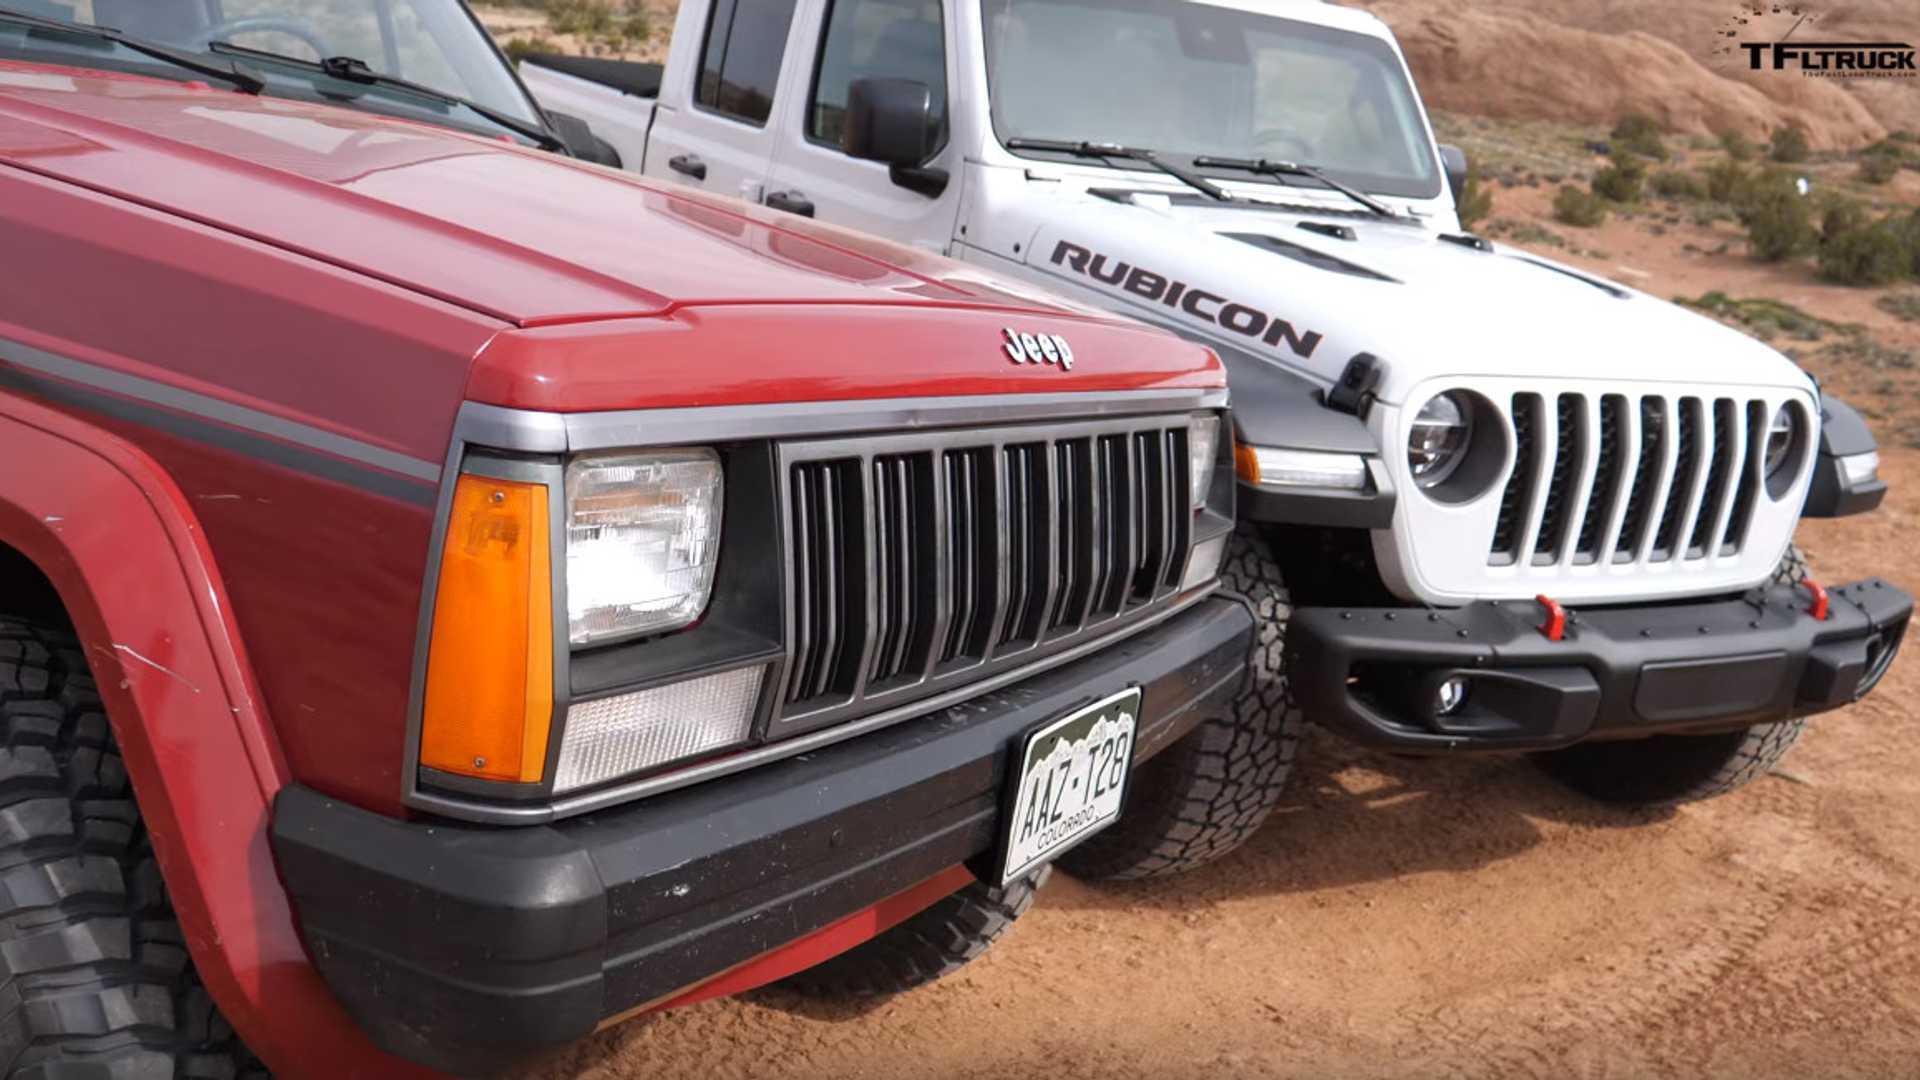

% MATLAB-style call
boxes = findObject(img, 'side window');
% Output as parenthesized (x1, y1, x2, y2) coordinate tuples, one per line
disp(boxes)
(806, 0, 947, 152)
(695, 0, 799, 125)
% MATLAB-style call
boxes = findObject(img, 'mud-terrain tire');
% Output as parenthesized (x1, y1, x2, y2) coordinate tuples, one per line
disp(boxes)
(0, 617, 262, 1079)
(1055, 524, 1302, 881)
(1532, 546, 1812, 807)
(778, 871, 1045, 998)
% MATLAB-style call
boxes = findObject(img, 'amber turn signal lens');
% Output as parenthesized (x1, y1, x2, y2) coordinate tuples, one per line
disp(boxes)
(421, 474, 554, 783)
(1234, 441, 1261, 485)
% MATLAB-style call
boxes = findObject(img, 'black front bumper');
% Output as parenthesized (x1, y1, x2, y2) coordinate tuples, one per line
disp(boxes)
(1289, 578, 1911, 753)
(270, 598, 1251, 1077)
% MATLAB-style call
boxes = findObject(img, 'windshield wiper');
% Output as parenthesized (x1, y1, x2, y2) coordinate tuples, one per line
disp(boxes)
(0, 5, 264, 92)
(1005, 138, 1230, 203)
(1191, 155, 1403, 220)
(208, 45, 565, 153)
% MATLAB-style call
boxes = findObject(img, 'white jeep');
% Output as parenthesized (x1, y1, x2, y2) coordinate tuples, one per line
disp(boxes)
(521, 0, 1907, 876)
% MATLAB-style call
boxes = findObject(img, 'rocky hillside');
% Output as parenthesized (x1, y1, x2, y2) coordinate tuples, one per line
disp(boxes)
(1358, 0, 1917, 149)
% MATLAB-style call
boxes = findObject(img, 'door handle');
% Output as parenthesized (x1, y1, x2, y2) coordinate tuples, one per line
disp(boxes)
(765, 190, 815, 218)
(668, 154, 707, 180)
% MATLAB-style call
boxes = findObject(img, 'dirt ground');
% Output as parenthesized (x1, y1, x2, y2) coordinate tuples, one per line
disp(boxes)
(524, 168, 1920, 1079)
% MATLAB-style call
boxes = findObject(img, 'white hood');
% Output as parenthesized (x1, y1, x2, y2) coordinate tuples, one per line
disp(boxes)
(1006, 185, 1814, 406)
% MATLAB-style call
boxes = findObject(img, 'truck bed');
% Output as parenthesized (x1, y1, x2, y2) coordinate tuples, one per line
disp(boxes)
(521, 53, 662, 98)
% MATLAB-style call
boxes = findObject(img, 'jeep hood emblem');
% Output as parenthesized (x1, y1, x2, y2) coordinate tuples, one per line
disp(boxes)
(1003, 328, 1075, 370)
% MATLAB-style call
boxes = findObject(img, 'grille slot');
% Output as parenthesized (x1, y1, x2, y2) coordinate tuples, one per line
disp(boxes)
(781, 418, 1194, 718)
(1487, 392, 1770, 570)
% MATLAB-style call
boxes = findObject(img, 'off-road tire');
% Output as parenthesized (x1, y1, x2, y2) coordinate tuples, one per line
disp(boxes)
(778, 871, 1045, 998)
(1532, 546, 1812, 807)
(0, 617, 262, 1079)
(1054, 524, 1302, 881)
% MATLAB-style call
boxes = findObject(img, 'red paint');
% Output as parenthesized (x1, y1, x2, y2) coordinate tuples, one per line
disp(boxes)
(657, 865, 978, 1011)
(0, 396, 432, 1079)
(1535, 594, 1567, 642)
(0, 53, 1225, 1076)
(1804, 579, 1831, 621)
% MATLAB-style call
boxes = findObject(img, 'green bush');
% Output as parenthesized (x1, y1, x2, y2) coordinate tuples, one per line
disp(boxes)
(1859, 154, 1901, 185)
(1455, 164, 1494, 230)
(546, 0, 613, 35)
(1650, 169, 1707, 200)
(1591, 148, 1646, 203)
(1817, 219, 1909, 285)
(502, 35, 558, 62)
(1610, 112, 1669, 160)
(1719, 131, 1758, 162)
(1737, 172, 1814, 261)
(1769, 125, 1811, 163)
(1820, 197, 1867, 246)
(1553, 185, 1608, 228)
(1703, 158, 1751, 204)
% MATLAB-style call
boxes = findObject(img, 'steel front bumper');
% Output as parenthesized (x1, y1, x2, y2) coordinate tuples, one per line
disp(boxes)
(1289, 578, 1911, 753)
(270, 598, 1251, 1076)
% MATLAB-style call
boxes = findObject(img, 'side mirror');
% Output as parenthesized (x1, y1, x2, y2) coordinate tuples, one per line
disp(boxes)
(1438, 143, 1468, 205)
(844, 77, 934, 167)
(544, 110, 622, 167)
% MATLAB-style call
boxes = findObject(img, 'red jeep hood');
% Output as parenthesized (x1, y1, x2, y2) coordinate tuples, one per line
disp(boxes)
(0, 62, 1103, 326)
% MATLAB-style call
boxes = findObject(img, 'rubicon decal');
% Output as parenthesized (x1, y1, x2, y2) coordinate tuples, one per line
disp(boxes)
(1048, 241, 1324, 360)
(1003, 328, 1075, 370)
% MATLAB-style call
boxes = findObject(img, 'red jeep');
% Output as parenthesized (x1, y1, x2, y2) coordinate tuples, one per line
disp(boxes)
(0, 4, 1244, 1075)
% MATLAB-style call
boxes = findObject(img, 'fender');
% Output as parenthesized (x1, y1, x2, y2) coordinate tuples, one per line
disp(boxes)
(1209, 338, 1397, 530)
(0, 393, 432, 1079)
(1803, 395, 1887, 518)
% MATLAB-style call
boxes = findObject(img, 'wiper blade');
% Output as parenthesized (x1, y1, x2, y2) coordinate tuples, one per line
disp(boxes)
(1006, 137, 1230, 203)
(1192, 155, 1402, 219)
(209, 44, 566, 154)
(0, 5, 264, 92)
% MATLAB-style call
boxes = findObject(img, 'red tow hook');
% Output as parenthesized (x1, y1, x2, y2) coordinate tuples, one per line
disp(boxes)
(1534, 594, 1567, 642)
(1803, 579, 1831, 622)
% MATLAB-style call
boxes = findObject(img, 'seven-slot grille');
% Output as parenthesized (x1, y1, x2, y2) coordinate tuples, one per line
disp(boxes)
(1490, 392, 1768, 567)
(781, 418, 1194, 717)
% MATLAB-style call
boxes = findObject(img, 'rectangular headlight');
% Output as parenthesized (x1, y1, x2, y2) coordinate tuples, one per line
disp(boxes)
(1188, 413, 1221, 510)
(566, 449, 723, 646)
(554, 666, 762, 792)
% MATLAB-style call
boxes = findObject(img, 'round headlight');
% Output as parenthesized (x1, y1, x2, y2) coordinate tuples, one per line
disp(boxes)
(1764, 404, 1796, 478)
(1409, 392, 1473, 488)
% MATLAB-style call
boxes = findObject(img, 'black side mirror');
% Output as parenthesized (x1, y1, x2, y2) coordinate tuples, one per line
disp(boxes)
(1438, 143, 1468, 205)
(545, 109, 622, 167)
(844, 77, 934, 166)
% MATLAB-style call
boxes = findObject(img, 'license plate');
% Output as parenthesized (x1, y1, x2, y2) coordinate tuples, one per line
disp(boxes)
(999, 687, 1140, 885)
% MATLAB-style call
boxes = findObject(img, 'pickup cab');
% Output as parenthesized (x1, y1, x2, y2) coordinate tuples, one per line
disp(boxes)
(0, 1, 1246, 1074)
(527, 0, 1909, 829)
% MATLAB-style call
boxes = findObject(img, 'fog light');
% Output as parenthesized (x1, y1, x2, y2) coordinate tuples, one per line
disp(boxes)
(1435, 675, 1470, 716)
(553, 665, 763, 792)
(1181, 533, 1229, 591)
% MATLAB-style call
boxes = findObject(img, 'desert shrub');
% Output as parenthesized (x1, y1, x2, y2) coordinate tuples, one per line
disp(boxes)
(1553, 185, 1608, 228)
(1455, 164, 1494, 230)
(1877, 291, 1920, 322)
(1591, 148, 1646, 203)
(1702, 158, 1751, 204)
(1650, 169, 1707, 200)
(1820, 197, 1867, 245)
(1676, 292, 1836, 342)
(1719, 131, 1758, 162)
(1859, 154, 1901, 185)
(1892, 211, 1920, 276)
(502, 35, 558, 62)
(546, 0, 613, 35)
(1769, 125, 1811, 163)
(1737, 171, 1813, 261)
(1610, 112, 1669, 160)
(1818, 219, 1909, 285)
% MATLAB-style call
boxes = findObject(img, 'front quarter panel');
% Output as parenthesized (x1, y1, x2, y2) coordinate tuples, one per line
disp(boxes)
(0, 394, 431, 1079)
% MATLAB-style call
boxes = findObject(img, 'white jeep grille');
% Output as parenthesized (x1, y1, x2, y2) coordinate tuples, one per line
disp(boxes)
(1378, 379, 1817, 606)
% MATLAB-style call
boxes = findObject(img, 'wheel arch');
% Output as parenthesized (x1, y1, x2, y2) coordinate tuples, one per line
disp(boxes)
(0, 392, 426, 1077)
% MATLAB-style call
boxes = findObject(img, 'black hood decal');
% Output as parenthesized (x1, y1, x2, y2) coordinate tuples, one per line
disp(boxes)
(1047, 240, 1326, 360)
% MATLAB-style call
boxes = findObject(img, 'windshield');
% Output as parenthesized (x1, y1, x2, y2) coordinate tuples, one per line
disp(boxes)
(0, 0, 539, 125)
(981, 0, 1441, 200)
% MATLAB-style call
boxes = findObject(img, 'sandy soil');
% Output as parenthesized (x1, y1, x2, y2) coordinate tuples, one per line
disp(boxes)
(525, 177, 1920, 1079)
